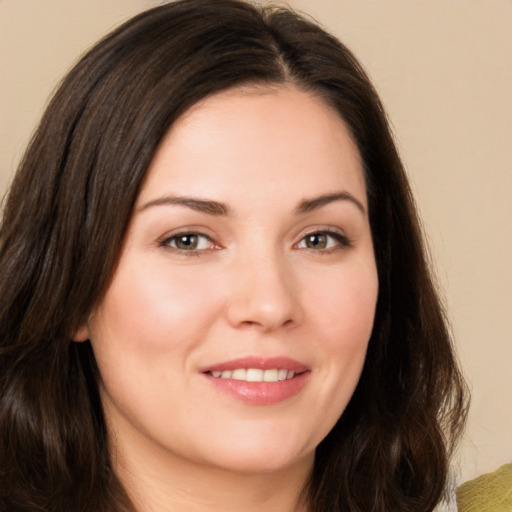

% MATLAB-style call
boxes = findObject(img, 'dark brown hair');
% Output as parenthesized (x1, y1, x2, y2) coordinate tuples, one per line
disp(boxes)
(0, 1, 468, 510)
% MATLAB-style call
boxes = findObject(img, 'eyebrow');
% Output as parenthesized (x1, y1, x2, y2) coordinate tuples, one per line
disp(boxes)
(295, 191, 366, 215)
(138, 190, 366, 217)
(138, 195, 230, 216)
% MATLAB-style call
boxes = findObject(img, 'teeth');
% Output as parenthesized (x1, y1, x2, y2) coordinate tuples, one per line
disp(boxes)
(210, 368, 296, 382)
(263, 369, 278, 382)
(231, 369, 246, 380)
(246, 368, 263, 382)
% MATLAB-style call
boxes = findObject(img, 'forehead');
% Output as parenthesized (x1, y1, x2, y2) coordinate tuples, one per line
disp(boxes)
(138, 85, 366, 209)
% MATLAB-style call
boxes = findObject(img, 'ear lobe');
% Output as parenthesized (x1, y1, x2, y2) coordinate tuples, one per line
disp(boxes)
(72, 324, 90, 342)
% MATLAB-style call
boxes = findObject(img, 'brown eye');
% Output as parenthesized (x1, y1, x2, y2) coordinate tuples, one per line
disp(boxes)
(297, 231, 351, 251)
(304, 233, 328, 249)
(174, 234, 199, 250)
(162, 233, 214, 252)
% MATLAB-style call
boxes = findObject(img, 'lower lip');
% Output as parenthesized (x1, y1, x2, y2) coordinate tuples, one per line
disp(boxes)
(204, 372, 310, 405)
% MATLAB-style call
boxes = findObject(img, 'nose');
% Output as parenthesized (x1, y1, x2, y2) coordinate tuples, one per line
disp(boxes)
(225, 252, 304, 331)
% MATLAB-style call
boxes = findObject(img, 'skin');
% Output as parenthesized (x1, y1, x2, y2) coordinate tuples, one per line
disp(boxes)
(75, 85, 378, 512)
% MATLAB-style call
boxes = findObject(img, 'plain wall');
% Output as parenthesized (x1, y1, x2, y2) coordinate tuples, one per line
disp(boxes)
(1, 0, 511, 486)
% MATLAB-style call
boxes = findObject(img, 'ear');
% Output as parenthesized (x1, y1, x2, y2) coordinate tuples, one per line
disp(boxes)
(72, 324, 90, 342)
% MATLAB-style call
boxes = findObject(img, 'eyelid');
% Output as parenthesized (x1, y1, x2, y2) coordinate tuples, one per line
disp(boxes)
(156, 225, 352, 254)
(158, 227, 221, 253)
(293, 226, 353, 250)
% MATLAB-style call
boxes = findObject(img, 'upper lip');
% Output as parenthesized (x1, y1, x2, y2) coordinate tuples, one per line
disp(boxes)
(199, 356, 309, 374)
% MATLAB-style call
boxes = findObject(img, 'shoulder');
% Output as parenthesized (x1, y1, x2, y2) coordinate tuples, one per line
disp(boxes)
(456, 464, 512, 512)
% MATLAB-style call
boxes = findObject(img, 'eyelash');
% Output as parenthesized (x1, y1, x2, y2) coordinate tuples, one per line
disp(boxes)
(159, 229, 352, 255)
(295, 230, 352, 252)
(159, 231, 218, 255)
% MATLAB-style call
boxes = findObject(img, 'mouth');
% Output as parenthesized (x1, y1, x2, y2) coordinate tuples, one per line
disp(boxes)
(207, 368, 297, 382)
(200, 357, 310, 405)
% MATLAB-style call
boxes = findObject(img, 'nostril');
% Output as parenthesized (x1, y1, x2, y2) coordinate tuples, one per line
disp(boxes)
(225, 267, 304, 330)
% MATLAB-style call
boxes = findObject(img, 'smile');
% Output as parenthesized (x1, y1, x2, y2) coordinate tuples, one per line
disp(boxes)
(201, 357, 310, 405)
(208, 368, 296, 382)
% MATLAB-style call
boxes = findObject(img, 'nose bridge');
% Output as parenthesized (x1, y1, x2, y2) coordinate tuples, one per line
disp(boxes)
(226, 243, 302, 330)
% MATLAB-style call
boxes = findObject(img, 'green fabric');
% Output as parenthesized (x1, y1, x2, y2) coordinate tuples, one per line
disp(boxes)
(457, 464, 512, 512)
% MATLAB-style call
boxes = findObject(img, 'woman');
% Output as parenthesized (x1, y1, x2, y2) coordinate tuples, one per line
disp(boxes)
(0, 0, 468, 510)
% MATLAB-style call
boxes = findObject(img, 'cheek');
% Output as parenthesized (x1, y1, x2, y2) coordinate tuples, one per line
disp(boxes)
(295, 260, 378, 445)
(309, 261, 378, 351)
(92, 260, 223, 354)
(87, 262, 225, 425)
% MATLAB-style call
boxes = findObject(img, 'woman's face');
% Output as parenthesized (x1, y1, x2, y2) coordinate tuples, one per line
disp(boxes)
(78, 86, 378, 476)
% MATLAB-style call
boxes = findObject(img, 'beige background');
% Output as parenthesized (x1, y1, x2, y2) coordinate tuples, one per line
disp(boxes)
(1, 0, 511, 486)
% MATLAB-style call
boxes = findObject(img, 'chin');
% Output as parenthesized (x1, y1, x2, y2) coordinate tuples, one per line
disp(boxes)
(194, 430, 316, 476)
(208, 450, 313, 476)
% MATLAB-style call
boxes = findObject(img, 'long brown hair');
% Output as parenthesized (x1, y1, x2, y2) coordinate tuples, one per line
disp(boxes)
(0, 1, 468, 510)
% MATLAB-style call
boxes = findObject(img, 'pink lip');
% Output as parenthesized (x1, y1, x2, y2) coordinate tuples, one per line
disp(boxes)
(200, 356, 309, 374)
(200, 356, 310, 406)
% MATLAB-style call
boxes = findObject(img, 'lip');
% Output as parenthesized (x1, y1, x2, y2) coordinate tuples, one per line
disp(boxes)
(199, 356, 309, 374)
(200, 356, 311, 406)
